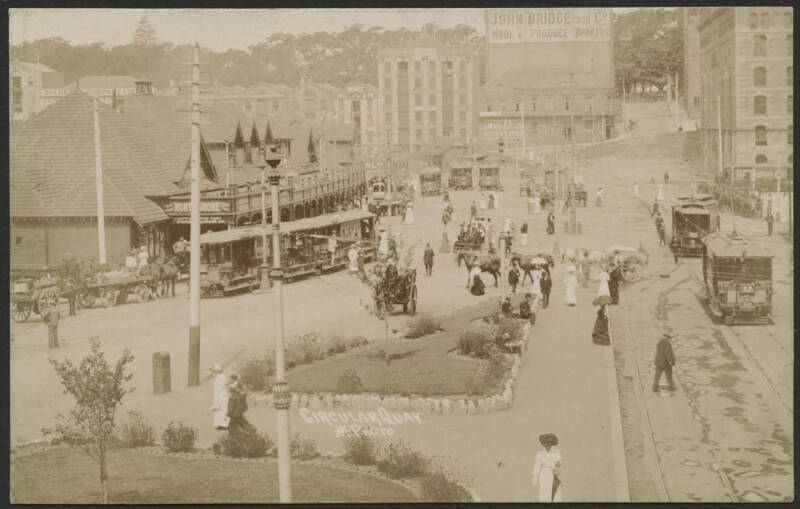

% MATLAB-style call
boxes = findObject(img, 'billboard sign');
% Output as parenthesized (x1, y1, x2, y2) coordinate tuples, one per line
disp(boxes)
(487, 8, 611, 44)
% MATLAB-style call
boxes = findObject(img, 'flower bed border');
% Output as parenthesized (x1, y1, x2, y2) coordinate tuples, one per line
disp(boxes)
(247, 322, 531, 416)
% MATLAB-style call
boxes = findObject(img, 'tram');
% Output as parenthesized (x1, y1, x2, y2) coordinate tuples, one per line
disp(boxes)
(448, 163, 474, 190)
(701, 232, 773, 323)
(198, 209, 377, 296)
(419, 166, 443, 196)
(670, 196, 720, 257)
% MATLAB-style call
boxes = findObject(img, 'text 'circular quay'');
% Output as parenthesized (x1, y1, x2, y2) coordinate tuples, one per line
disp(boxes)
(9, 5, 794, 504)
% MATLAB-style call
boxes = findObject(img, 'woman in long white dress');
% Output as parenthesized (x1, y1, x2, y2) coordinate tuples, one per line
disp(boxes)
(597, 270, 610, 297)
(348, 244, 359, 273)
(404, 203, 415, 225)
(378, 230, 389, 257)
(480, 193, 488, 210)
(531, 267, 543, 299)
(532, 433, 563, 502)
(657, 183, 665, 201)
(563, 265, 578, 306)
(210, 364, 229, 430)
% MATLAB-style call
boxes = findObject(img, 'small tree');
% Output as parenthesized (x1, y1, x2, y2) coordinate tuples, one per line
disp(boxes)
(42, 338, 134, 504)
(133, 16, 157, 46)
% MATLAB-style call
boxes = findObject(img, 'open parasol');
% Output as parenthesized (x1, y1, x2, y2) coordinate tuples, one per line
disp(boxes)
(592, 295, 613, 306)
(529, 257, 548, 266)
(605, 244, 638, 253)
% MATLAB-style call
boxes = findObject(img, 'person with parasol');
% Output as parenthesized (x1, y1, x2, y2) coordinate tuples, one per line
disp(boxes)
(563, 265, 578, 306)
(592, 296, 612, 345)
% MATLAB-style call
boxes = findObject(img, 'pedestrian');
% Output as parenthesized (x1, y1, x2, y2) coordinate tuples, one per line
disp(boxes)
(633, 181, 639, 198)
(651, 198, 659, 218)
(657, 183, 665, 202)
(532, 433, 563, 502)
(508, 261, 520, 293)
(209, 363, 230, 430)
(125, 249, 138, 273)
(597, 269, 610, 297)
(592, 304, 611, 345)
(348, 243, 360, 273)
(658, 224, 667, 246)
(595, 187, 604, 207)
(563, 265, 578, 306)
(521, 220, 529, 247)
(766, 212, 774, 236)
(471, 200, 478, 218)
(137, 245, 149, 276)
(423, 243, 435, 276)
(540, 270, 552, 308)
(226, 375, 251, 433)
(378, 228, 389, 258)
(404, 202, 415, 225)
(546, 211, 555, 235)
(531, 265, 543, 300)
(654, 212, 664, 231)
(500, 295, 513, 315)
(470, 265, 485, 296)
(664, 171, 670, 185)
(608, 267, 620, 305)
(328, 236, 338, 265)
(43, 304, 60, 349)
(653, 332, 677, 392)
(66, 284, 77, 316)
(488, 192, 496, 210)
(519, 293, 532, 320)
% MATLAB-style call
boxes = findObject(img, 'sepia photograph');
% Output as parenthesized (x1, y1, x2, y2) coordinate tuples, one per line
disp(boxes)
(7, 5, 794, 503)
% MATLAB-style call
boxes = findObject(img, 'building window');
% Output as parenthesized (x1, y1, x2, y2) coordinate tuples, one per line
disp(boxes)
(584, 119, 593, 131)
(398, 61, 408, 70)
(429, 94, 436, 106)
(444, 61, 453, 70)
(414, 77, 422, 89)
(761, 12, 770, 28)
(531, 98, 537, 111)
(755, 154, 768, 164)
(754, 95, 767, 115)
(459, 76, 466, 88)
(585, 95, 594, 112)
(788, 125, 793, 145)
(429, 111, 436, 123)
(384, 61, 391, 73)
(429, 61, 436, 73)
(415, 111, 422, 122)
(460, 94, 467, 105)
(384, 77, 392, 88)
(749, 12, 758, 28)
(755, 125, 767, 145)
(429, 76, 436, 89)
(788, 66, 793, 86)
(753, 35, 767, 57)
(415, 94, 422, 106)
(788, 95, 793, 114)
(563, 96, 570, 111)
(753, 67, 767, 86)
(459, 60, 466, 72)
(415, 129, 422, 141)
(515, 102, 520, 112)
(385, 112, 392, 124)
(459, 111, 467, 122)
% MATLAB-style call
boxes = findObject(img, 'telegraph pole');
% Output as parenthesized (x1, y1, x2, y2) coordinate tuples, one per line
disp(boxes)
(188, 43, 201, 387)
(92, 98, 107, 264)
(520, 95, 526, 160)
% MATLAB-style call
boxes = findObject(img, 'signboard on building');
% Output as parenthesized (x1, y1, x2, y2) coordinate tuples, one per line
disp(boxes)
(170, 200, 231, 214)
(486, 8, 611, 44)
(41, 87, 136, 97)
(175, 216, 228, 224)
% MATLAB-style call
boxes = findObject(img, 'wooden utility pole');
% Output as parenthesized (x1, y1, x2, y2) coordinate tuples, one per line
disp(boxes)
(520, 96, 526, 159)
(92, 98, 107, 264)
(188, 43, 201, 387)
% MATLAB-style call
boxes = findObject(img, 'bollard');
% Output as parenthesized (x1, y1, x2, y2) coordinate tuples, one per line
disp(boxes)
(153, 352, 171, 394)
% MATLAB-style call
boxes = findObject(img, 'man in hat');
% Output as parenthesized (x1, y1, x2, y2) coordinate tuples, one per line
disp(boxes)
(125, 249, 138, 273)
(423, 243, 435, 276)
(766, 211, 774, 236)
(137, 246, 149, 276)
(653, 332, 677, 392)
(43, 304, 60, 349)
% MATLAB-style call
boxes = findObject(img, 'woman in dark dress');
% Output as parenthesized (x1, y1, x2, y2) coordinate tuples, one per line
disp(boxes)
(471, 273, 486, 296)
(546, 212, 555, 235)
(608, 267, 620, 305)
(592, 304, 611, 345)
(227, 375, 252, 433)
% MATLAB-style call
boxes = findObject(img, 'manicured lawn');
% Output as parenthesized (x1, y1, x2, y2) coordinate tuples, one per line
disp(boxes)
(10, 447, 417, 503)
(286, 328, 484, 396)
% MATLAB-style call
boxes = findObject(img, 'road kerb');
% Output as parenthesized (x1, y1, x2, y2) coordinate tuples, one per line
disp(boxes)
(606, 317, 631, 502)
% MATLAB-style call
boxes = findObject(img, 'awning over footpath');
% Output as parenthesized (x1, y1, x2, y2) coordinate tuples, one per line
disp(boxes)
(200, 208, 375, 245)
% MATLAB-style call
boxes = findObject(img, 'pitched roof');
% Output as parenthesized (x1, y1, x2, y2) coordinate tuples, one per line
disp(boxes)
(66, 75, 138, 90)
(12, 60, 60, 74)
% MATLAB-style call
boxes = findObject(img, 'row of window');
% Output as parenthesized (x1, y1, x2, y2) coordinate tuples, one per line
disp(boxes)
(754, 154, 794, 165)
(412, 127, 469, 141)
(384, 59, 469, 74)
(748, 11, 792, 30)
(754, 125, 793, 146)
(752, 66, 793, 87)
(384, 93, 470, 107)
(752, 94, 792, 115)
(486, 94, 613, 113)
(410, 75, 470, 89)
(752, 34, 792, 57)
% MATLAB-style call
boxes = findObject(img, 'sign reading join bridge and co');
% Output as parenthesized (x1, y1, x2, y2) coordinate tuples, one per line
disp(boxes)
(487, 8, 611, 43)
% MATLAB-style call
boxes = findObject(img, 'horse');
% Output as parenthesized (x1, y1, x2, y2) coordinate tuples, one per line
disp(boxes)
(147, 258, 179, 297)
(459, 252, 501, 288)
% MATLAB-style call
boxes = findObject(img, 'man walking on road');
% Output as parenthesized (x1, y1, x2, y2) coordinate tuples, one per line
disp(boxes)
(766, 212, 774, 236)
(653, 332, 677, 392)
(423, 243, 434, 276)
(43, 305, 60, 349)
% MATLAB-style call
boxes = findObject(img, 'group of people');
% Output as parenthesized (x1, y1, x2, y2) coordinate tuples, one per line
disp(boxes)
(125, 245, 151, 276)
(210, 363, 251, 434)
(654, 210, 667, 246)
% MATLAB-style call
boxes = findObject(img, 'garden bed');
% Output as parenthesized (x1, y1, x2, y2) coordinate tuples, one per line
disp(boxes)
(10, 446, 417, 504)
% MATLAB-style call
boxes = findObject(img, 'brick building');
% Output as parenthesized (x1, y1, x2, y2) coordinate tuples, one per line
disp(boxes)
(9, 60, 64, 121)
(39, 75, 143, 113)
(378, 37, 480, 152)
(698, 7, 793, 184)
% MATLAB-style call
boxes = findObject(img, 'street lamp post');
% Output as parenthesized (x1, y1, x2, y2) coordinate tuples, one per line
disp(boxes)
(259, 147, 272, 292)
(265, 145, 291, 503)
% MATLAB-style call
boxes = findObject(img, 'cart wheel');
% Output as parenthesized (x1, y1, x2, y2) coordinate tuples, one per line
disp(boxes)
(11, 302, 32, 323)
(408, 286, 417, 315)
(622, 261, 643, 282)
(37, 288, 58, 314)
(135, 284, 152, 303)
(117, 291, 128, 304)
(80, 290, 96, 308)
(102, 289, 118, 308)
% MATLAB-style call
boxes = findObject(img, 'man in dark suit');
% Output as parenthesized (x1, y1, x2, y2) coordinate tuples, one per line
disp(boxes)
(653, 332, 677, 392)
(423, 243, 435, 276)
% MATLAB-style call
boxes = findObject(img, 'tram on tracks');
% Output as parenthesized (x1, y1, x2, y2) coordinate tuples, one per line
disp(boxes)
(419, 166, 443, 196)
(701, 232, 773, 324)
(198, 209, 377, 296)
(670, 195, 721, 258)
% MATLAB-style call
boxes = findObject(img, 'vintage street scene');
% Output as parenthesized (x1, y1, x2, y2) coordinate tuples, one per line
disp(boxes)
(8, 6, 794, 503)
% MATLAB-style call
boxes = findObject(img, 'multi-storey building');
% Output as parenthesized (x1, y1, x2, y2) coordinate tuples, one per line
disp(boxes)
(698, 7, 793, 183)
(481, 8, 617, 150)
(287, 78, 340, 123)
(683, 8, 705, 118)
(334, 83, 381, 157)
(40, 75, 145, 112)
(9, 60, 64, 121)
(378, 38, 480, 152)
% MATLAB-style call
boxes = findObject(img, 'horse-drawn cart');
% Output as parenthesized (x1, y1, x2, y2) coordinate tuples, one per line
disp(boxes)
(374, 268, 418, 319)
(453, 240, 482, 266)
(10, 277, 62, 323)
(80, 271, 157, 308)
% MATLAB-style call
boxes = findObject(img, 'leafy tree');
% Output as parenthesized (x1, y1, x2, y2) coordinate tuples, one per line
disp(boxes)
(133, 16, 157, 46)
(42, 338, 135, 504)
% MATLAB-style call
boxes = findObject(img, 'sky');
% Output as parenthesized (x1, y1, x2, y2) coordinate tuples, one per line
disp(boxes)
(9, 8, 648, 53)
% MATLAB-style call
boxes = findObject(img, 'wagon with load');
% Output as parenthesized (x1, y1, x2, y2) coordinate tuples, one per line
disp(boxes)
(80, 271, 157, 308)
(10, 275, 67, 323)
(374, 267, 418, 318)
